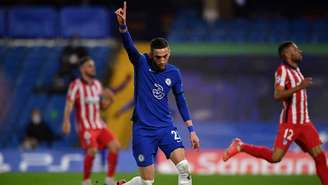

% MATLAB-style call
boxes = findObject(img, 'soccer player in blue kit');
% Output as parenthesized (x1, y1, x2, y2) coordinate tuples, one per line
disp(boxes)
(115, 2, 200, 185)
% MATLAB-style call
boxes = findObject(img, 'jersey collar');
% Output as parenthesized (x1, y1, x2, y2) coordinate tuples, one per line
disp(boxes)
(80, 77, 95, 85)
(282, 60, 298, 70)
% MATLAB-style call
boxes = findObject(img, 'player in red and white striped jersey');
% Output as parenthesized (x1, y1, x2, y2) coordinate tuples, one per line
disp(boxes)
(62, 56, 120, 185)
(223, 42, 328, 185)
(275, 62, 310, 125)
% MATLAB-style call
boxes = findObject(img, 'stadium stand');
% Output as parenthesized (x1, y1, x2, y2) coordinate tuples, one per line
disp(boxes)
(8, 6, 57, 38)
(0, 6, 112, 38)
(60, 7, 110, 38)
(0, 46, 113, 148)
(0, 7, 327, 150)
(0, 9, 5, 37)
(169, 11, 328, 43)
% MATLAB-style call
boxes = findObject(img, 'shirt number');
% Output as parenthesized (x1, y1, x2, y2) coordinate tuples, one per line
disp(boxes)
(283, 128, 294, 141)
(171, 130, 182, 142)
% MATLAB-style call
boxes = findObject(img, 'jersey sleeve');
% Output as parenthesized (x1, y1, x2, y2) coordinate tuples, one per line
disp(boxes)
(120, 31, 142, 65)
(173, 69, 192, 121)
(67, 80, 79, 102)
(94, 80, 103, 95)
(274, 65, 288, 88)
(172, 69, 184, 95)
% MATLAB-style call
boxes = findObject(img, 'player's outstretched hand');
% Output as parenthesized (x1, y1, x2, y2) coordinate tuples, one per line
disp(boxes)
(190, 132, 200, 151)
(115, 1, 127, 25)
(300, 77, 313, 89)
(62, 120, 71, 135)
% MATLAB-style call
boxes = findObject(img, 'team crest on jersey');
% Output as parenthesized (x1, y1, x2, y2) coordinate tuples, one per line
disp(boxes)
(152, 83, 165, 100)
(138, 154, 144, 162)
(275, 73, 281, 84)
(165, 78, 172, 86)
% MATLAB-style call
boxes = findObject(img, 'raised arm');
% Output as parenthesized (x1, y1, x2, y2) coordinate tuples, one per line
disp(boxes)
(115, 1, 141, 64)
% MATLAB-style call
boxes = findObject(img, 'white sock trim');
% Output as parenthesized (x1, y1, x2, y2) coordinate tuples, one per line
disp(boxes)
(176, 160, 190, 173)
(141, 178, 154, 185)
(124, 176, 154, 185)
(176, 160, 192, 185)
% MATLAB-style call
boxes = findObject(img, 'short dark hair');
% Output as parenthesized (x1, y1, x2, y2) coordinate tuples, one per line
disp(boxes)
(278, 41, 294, 58)
(79, 56, 92, 67)
(150, 37, 169, 50)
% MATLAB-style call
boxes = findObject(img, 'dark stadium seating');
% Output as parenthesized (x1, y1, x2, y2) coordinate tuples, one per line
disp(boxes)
(0, 9, 5, 36)
(59, 7, 110, 38)
(0, 7, 327, 41)
(169, 11, 328, 43)
(0, 46, 113, 148)
(8, 6, 58, 38)
(0, 6, 112, 38)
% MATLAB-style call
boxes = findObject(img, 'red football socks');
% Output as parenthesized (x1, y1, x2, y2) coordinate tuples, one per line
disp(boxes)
(314, 152, 328, 185)
(83, 154, 95, 180)
(241, 144, 274, 163)
(107, 152, 118, 177)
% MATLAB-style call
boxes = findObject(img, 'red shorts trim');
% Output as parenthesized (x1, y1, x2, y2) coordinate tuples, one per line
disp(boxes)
(274, 122, 321, 152)
(78, 128, 115, 149)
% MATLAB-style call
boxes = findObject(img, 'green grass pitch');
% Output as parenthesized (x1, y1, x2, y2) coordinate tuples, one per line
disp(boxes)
(0, 172, 321, 185)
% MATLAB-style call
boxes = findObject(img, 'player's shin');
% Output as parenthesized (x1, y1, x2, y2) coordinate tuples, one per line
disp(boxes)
(107, 152, 118, 177)
(83, 154, 95, 180)
(314, 152, 328, 185)
(176, 160, 192, 185)
(241, 144, 275, 163)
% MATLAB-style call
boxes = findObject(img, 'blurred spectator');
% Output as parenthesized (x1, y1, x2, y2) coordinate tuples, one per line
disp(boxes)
(51, 36, 88, 93)
(21, 108, 56, 149)
(202, 0, 219, 24)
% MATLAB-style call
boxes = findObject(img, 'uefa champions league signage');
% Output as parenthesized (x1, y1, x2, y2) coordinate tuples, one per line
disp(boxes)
(0, 149, 323, 174)
(0, 149, 101, 172)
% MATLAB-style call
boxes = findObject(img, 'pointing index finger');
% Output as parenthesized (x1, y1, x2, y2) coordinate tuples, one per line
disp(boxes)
(123, 1, 127, 14)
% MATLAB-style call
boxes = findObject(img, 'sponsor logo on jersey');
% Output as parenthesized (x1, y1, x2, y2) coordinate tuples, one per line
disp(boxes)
(275, 74, 281, 84)
(152, 83, 165, 100)
(85, 96, 99, 104)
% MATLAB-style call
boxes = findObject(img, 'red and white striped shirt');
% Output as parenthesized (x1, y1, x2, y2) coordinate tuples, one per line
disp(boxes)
(274, 64, 310, 125)
(67, 78, 105, 131)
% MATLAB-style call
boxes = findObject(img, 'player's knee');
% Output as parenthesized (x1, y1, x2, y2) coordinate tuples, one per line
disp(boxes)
(87, 148, 97, 156)
(108, 140, 120, 154)
(176, 160, 192, 185)
(271, 149, 285, 163)
(310, 145, 322, 157)
(271, 154, 283, 163)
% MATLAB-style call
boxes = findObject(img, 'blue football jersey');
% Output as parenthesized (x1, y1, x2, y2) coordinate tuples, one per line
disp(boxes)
(120, 31, 191, 129)
(132, 54, 183, 128)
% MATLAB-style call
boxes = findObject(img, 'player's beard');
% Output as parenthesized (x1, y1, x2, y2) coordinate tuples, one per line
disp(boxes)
(294, 55, 302, 64)
(86, 72, 96, 78)
(150, 59, 165, 72)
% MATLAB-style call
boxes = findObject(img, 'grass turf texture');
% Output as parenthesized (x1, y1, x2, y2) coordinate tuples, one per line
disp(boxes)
(0, 172, 321, 185)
